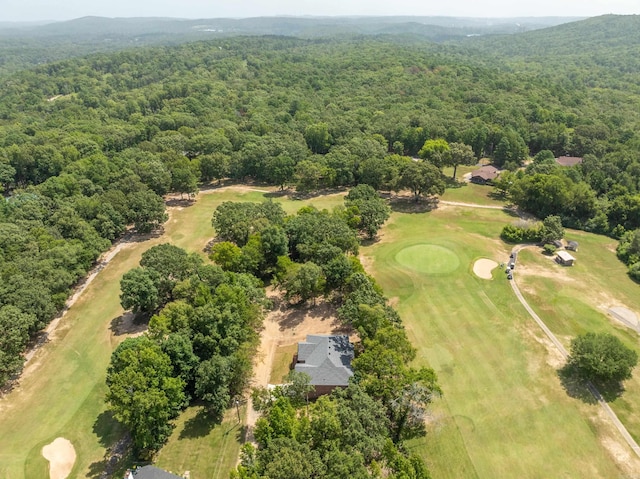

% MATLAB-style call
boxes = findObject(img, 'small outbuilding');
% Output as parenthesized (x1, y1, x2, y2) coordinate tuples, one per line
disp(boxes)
(566, 240, 579, 252)
(555, 250, 576, 266)
(470, 165, 500, 185)
(551, 239, 564, 249)
(294, 334, 354, 398)
(555, 156, 583, 167)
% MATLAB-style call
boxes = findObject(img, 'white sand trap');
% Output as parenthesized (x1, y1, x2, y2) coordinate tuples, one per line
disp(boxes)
(608, 307, 640, 332)
(42, 437, 76, 479)
(473, 258, 498, 279)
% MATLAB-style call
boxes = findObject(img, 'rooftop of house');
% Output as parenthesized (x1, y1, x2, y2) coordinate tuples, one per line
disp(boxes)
(555, 156, 583, 167)
(295, 334, 354, 387)
(471, 165, 499, 180)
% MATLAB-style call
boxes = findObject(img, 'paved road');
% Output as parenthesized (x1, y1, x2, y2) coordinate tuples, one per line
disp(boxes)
(509, 245, 640, 459)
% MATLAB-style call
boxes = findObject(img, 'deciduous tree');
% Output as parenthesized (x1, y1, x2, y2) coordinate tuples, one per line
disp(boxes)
(567, 332, 638, 384)
(399, 160, 445, 201)
(120, 267, 161, 314)
(106, 336, 186, 456)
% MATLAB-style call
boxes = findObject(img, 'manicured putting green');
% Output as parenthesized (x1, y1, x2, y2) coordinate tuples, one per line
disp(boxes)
(395, 244, 460, 274)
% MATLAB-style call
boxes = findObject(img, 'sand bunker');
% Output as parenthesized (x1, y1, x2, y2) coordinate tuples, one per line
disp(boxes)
(42, 437, 76, 479)
(473, 258, 498, 279)
(608, 307, 640, 332)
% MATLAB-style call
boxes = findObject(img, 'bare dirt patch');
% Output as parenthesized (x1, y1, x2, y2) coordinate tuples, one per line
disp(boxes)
(516, 260, 577, 285)
(592, 408, 640, 475)
(42, 437, 76, 479)
(473, 258, 498, 279)
(520, 323, 566, 370)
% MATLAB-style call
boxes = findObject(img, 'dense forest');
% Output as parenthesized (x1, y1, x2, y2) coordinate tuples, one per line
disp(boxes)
(2, 15, 640, 431)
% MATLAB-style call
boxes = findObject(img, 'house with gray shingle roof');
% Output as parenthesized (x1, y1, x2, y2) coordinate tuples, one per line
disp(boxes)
(294, 335, 354, 398)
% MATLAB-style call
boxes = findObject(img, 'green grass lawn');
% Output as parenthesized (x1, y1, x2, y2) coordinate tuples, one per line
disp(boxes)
(155, 405, 246, 479)
(514, 231, 640, 443)
(362, 206, 625, 478)
(441, 181, 506, 206)
(0, 186, 345, 479)
(3, 184, 636, 479)
(269, 344, 297, 384)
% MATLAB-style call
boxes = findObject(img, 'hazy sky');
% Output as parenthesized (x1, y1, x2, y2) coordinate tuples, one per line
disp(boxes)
(2, 0, 639, 23)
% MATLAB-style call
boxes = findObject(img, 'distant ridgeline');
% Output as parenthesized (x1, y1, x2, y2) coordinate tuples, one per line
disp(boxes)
(0, 15, 581, 76)
(2, 15, 640, 388)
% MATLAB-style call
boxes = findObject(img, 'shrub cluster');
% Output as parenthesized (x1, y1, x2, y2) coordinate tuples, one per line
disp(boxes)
(617, 229, 640, 282)
(500, 220, 544, 243)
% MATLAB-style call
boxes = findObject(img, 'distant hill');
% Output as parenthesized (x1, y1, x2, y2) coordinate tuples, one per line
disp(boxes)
(470, 14, 640, 56)
(464, 15, 640, 89)
(2, 15, 581, 38)
(0, 15, 581, 76)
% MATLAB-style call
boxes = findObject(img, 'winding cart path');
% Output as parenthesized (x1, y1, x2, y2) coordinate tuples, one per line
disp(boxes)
(508, 245, 640, 459)
(438, 199, 640, 459)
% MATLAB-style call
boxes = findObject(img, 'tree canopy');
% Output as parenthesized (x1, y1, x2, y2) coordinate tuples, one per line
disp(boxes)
(567, 332, 638, 384)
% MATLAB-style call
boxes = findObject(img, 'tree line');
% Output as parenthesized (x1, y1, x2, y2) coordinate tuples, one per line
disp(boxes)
(109, 243, 269, 457)
(206, 191, 438, 478)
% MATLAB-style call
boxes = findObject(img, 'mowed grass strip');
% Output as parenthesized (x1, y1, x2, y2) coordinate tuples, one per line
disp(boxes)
(362, 206, 623, 478)
(0, 186, 345, 479)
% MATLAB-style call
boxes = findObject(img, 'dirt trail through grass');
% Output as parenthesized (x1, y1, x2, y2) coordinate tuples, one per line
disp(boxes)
(22, 239, 133, 367)
(439, 200, 505, 210)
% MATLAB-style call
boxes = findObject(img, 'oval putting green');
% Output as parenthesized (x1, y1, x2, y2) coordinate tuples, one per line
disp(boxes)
(395, 244, 460, 274)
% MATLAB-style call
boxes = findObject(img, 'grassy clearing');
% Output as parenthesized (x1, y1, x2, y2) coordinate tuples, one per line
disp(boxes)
(362, 205, 624, 478)
(0, 185, 345, 479)
(395, 244, 461, 274)
(269, 344, 297, 384)
(441, 164, 479, 180)
(441, 181, 505, 206)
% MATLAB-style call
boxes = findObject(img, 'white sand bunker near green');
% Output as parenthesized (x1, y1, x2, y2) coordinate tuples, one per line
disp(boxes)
(473, 258, 498, 279)
(42, 437, 76, 479)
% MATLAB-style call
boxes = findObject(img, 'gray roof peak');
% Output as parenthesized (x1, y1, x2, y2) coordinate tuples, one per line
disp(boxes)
(295, 334, 354, 387)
